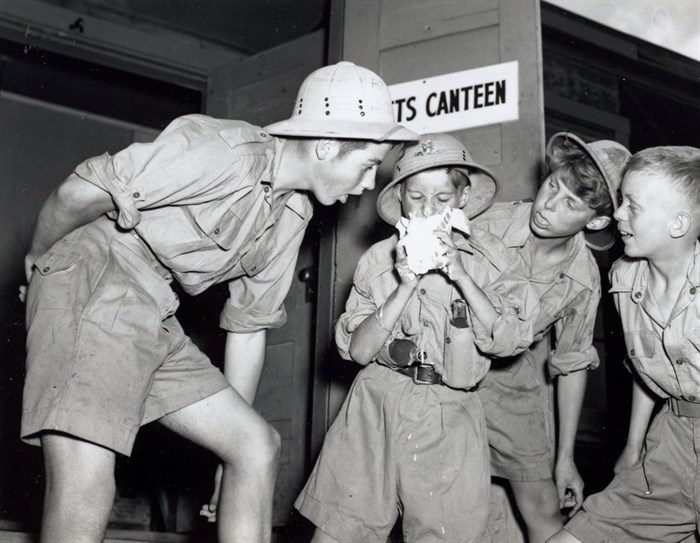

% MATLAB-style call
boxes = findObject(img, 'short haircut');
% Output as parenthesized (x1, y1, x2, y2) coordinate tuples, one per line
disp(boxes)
(286, 137, 393, 159)
(336, 139, 372, 158)
(547, 140, 613, 217)
(625, 146, 700, 216)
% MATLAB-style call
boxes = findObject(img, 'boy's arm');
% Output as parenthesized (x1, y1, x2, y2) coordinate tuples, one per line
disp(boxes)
(348, 257, 418, 365)
(223, 330, 267, 404)
(554, 369, 587, 514)
(24, 174, 115, 281)
(615, 375, 657, 473)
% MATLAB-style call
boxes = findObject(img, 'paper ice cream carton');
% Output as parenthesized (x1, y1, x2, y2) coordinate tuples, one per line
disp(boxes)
(395, 208, 470, 275)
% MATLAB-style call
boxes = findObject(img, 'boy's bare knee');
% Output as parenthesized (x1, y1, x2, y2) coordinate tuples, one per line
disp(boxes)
(221, 420, 281, 471)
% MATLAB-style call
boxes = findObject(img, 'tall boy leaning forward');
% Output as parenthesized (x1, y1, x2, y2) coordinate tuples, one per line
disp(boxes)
(20, 61, 417, 543)
(475, 132, 630, 542)
(548, 146, 700, 542)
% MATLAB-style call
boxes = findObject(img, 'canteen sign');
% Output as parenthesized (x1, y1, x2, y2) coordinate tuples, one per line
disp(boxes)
(389, 61, 519, 133)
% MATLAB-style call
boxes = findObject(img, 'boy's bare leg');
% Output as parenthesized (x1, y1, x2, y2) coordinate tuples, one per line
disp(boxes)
(40, 433, 117, 543)
(510, 479, 563, 543)
(311, 527, 343, 543)
(159, 386, 281, 543)
(546, 529, 584, 542)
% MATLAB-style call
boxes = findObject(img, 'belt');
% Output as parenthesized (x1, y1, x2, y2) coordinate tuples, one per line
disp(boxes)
(394, 364, 445, 386)
(669, 398, 700, 418)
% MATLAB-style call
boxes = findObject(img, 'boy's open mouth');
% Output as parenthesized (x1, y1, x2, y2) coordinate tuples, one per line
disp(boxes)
(618, 227, 632, 237)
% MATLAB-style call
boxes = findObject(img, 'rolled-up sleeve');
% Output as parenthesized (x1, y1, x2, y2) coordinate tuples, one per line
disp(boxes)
(73, 115, 252, 230)
(335, 271, 378, 361)
(219, 223, 305, 333)
(547, 286, 601, 376)
(472, 270, 539, 357)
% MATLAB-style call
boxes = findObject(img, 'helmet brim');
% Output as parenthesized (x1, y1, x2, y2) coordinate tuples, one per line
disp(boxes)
(377, 164, 499, 226)
(264, 119, 418, 142)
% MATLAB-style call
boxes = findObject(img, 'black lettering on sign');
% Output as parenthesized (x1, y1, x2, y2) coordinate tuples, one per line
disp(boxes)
(406, 97, 417, 121)
(426, 92, 437, 117)
(495, 80, 506, 104)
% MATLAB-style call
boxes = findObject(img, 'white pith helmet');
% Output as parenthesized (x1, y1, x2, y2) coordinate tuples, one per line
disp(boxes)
(377, 133, 500, 225)
(265, 61, 418, 142)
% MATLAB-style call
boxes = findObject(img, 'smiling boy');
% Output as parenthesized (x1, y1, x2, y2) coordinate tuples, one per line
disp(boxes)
(475, 133, 630, 542)
(548, 145, 700, 543)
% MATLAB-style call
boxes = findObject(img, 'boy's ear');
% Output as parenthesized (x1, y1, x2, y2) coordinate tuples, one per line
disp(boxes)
(670, 212, 691, 238)
(315, 139, 340, 160)
(458, 185, 472, 209)
(585, 215, 611, 232)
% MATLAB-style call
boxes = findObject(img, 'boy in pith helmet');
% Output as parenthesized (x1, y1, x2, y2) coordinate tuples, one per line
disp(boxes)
(19, 61, 416, 543)
(295, 133, 537, 543)
(474, 132, 630, 542)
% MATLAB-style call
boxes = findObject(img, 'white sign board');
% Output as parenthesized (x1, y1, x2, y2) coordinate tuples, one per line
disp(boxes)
(389, 61, 519, 133)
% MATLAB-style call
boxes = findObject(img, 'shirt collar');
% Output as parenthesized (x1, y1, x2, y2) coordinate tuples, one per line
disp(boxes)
(262, 138, 310, 220)
(559, 232, 596, 290)
(611, 241, 700, 304)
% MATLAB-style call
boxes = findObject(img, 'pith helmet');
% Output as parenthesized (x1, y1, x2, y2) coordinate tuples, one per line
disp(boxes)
(377, 133, 499, 225)
(265, 61, 417, 142)
(546, 132, 631, 251)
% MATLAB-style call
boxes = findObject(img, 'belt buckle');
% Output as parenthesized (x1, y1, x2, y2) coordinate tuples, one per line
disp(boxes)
(412, 364, 437, 385)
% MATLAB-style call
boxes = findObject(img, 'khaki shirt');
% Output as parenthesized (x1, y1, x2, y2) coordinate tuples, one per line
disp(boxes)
(335, 226, 538, 390)
(72, 114, 313, 332)
(475, 201, 601, 376)
(609, 241, 700, 400)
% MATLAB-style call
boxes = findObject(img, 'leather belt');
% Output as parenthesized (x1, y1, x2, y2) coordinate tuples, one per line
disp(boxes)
(394, 364, 444, 386)
(669, 398, 700, 418)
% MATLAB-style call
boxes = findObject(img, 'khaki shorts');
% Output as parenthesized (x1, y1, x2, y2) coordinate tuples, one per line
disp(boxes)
(22, 221, 230, 456)
(477, 339, 555, 481)
(565, 405, 699, 542)
(295, 363, 490, 543)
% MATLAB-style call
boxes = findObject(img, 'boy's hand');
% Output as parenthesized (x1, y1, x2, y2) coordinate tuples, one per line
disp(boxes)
(19, 253, 38, 303)
(555, 457, 584, 517)
(395, 242, 420, 288)
(434, 231, 466, 281)
(614, 444, 642, 474)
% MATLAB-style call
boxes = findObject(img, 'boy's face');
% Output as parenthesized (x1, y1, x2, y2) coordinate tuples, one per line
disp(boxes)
(614, 170, 683, 259)
(530, 172, 602, 240)
(310, 141, 393, 206)
(398, 169, 470, 218)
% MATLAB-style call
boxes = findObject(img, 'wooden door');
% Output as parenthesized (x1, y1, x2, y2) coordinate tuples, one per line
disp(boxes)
(206, 30, 326, 526)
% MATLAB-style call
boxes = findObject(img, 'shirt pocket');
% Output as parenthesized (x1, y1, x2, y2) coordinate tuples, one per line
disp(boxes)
(29, 251, 84, 313)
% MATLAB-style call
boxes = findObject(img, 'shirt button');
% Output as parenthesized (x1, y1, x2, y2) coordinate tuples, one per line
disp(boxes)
(691, 287, 697, 295)
(43, 266, 50, 273)
(419, 288, 426, 295)
(630, 349, 636, 356)
(676, 358, 686, 366)
(213, 228, 221, 235)
(690, 395, 697, 402)
(423, 321, 430, 327)
(559, 273, 565, 279)
(445, 337, 451, 344)
(133, 192, 141, 199)
(634, 292, 642, 299)
(251, 266, 257, 272)
(264, 186, 270, 193)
